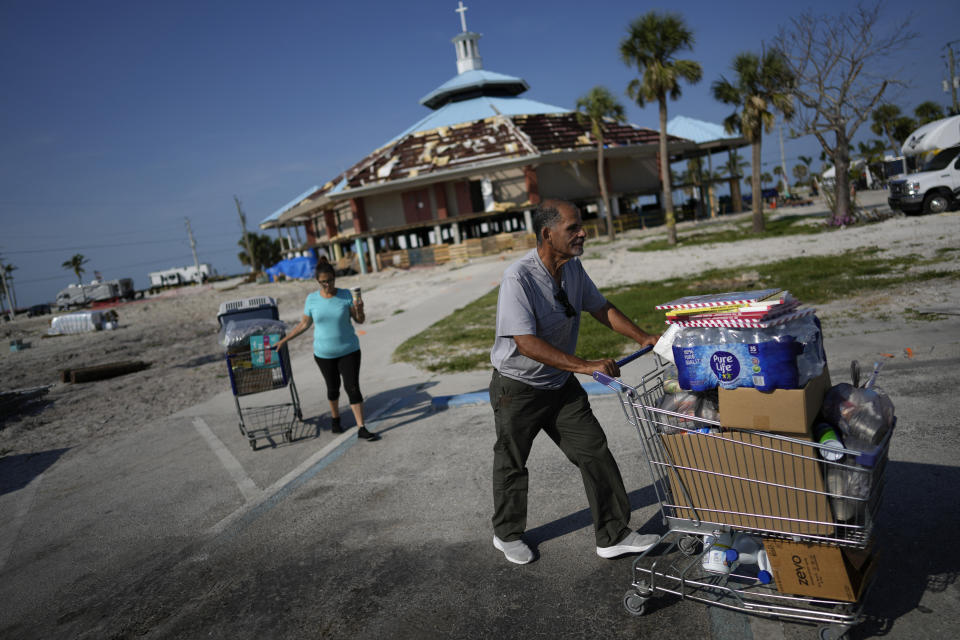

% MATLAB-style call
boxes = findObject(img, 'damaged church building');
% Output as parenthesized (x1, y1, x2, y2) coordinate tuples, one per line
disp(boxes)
(259, 8, 745, 274)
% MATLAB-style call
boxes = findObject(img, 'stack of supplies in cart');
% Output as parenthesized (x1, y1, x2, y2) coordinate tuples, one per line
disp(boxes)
(659, 288, 812, 329)
(654, 288, 825, 394)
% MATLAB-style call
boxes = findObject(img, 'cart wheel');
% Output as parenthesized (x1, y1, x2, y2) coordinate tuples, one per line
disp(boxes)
(678, 535, 701, 556)
(623, 591, 647, 616)
(818, 625, 851, 640)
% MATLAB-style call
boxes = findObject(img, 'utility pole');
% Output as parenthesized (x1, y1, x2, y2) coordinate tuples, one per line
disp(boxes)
(0, 264, 12, 319)
(185, 217, 202, 283)
(234, 195, 255, 275)
(946, 41, 959, 115)
(778, 120, 790, 198)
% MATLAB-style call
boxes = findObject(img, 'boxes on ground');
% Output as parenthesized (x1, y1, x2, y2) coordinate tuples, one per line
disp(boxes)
(764, 539, 876, 602)
(431, 244, 450, 264)
(718, 367, 831, 436)
(660, 430, 833, 536)
(495, 233, 514, 252)
(464, 238, 484, 258)
(448, 244, 469, 264)
(480, 236, 499, 255)
(512, 231, 536, 251)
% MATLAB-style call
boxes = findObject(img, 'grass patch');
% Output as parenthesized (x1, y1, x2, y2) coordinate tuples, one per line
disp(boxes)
(393, 249, 959, 373)
(904, 308, 950, 322)
(393, 288, 500, 372)
(392, 309, 405, 315)
(628, 215, 829, 253)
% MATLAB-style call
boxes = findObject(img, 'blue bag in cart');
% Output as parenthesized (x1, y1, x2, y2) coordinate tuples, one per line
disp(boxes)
(673, 328, 802, 391)
(250, 333, 282, 368)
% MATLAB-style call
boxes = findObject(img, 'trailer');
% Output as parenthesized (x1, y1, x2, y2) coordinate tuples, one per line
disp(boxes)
(56, 278, 135, 310)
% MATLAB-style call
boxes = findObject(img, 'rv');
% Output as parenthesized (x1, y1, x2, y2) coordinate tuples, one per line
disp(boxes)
(56, 278, 135, 310)
(148, 264, 215, 287)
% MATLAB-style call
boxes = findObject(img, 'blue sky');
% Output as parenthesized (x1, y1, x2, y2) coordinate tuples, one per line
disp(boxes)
(1, 0, 956, 308)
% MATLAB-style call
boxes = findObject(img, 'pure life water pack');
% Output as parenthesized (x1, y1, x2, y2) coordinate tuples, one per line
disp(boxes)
(671, 318, 824, 392)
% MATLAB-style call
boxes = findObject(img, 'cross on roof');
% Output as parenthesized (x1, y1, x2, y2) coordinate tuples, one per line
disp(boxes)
(455, 1, 468, 32)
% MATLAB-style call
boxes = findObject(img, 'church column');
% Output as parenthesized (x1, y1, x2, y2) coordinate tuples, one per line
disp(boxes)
(451, 222, 461, 244)
(481, 178, 495, 211)
(351, 198, 368, 233)
(523, 209, 533, 234)
(354, 237, 367, 275)
(323, 210, 337, 239)
(523, 165, 541, 205)
(367, 236, 378, 273)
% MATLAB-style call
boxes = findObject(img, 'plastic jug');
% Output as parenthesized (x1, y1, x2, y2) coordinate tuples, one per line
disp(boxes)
(702, 531, 733, 573)
(724, 533, 773, 584)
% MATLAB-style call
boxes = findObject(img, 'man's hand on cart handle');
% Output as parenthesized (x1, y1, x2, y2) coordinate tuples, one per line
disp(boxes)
(592, 346, 653, 387)
(587, 358, 620, 378)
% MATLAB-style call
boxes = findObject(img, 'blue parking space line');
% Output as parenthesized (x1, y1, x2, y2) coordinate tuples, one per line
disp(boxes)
(431, 381, 620, 410)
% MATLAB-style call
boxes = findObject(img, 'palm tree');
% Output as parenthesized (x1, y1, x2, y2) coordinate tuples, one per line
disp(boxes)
(576, 86, 626, 241)
(712, 49, 795, 232)
(62, 253, 89, 284)
(792, 163, 809, 186)
(238, 233, 282, 274)
(914, 101, 945, 125)
(620, 11, 702, 245)
(870, 104, 915, 153)
(720, 151, 748, 213)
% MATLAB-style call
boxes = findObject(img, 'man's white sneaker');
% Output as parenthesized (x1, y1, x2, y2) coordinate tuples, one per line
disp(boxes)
(493, 535, 534, 564)
(596, 531, 659, 559)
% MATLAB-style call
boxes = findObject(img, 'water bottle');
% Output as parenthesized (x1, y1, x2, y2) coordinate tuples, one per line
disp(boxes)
(701, 531, 733, 573)
(815, 423, 845, 461)
(724, 533, 773, 584)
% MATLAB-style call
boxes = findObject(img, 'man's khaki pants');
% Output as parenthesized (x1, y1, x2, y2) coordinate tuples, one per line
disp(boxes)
(490, 370, 631, 547)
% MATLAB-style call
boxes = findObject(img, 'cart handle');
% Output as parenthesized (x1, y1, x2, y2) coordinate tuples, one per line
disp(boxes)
(592, 346, 652, 388)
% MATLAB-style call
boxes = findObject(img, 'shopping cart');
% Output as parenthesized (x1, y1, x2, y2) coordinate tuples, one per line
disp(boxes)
(594, 349, 893, 640)
(219, 297, 302, 450)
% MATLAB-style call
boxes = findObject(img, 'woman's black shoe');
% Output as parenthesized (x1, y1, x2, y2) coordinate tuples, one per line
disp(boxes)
(357, 426, 380, 441)
(331, 416, 343, 434)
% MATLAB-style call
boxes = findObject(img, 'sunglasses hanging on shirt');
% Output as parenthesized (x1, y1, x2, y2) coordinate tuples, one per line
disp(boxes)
(554, 288, 576, 317)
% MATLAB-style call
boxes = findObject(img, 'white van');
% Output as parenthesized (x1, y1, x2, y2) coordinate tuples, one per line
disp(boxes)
(887, 145, 960, 214)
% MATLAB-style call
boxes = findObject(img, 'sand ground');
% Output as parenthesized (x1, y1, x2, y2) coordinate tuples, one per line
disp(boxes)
(2, 191, 958, 458)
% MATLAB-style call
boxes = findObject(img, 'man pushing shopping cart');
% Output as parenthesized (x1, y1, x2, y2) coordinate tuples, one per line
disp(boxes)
(488, 199, 660, 565)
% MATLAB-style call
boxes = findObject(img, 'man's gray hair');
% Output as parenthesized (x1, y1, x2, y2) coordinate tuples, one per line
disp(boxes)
(532, 200, 575, 245)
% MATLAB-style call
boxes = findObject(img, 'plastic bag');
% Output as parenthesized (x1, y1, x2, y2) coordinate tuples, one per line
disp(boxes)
(825, 463, 870, 522)
(822, 383, 895, 449)
(657, 389, 718, 433)
(657, 390, 700, 434)
(219, 318, 288, 349)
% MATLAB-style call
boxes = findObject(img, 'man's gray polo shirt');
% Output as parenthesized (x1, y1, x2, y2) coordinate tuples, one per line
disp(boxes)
(490, 249, 607, 389)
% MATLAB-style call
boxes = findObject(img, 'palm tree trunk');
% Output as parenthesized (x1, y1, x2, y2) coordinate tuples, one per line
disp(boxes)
(751, 137, 765, 233)
(729, 150, 743, 213)
(598, 135, 615, 242)
(833, 131, 852, 224)
(659, 97, 676, 245)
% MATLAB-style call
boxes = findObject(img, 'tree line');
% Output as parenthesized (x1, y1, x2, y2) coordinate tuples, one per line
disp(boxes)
(575, 1, 927, 242)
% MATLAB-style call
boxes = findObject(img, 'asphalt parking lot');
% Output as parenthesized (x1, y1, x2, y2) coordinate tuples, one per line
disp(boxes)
(1, 257, 958, 639)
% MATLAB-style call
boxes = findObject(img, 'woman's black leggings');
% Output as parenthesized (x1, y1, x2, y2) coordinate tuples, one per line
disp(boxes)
(313, 349, 363, 404)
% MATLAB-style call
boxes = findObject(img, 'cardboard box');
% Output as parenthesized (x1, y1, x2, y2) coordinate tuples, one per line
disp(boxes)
(660, 430, 833, 536)
(764, 539, 876, 602)
(718, 366, 831, 436)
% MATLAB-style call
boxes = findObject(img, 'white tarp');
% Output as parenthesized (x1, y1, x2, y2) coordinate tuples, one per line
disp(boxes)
(901, 115, 960, 156)
(821, 159, 873, 187)
(49, 311, 106, 335)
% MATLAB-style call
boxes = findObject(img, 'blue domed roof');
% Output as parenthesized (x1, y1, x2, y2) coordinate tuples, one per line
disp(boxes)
(420, 69, 530, 109)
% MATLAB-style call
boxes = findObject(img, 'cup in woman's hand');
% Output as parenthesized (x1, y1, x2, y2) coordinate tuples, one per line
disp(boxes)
(350, 287, 361, 304)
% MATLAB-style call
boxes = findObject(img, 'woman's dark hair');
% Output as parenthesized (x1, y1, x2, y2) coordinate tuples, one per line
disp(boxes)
(314, 262, 335, 280)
